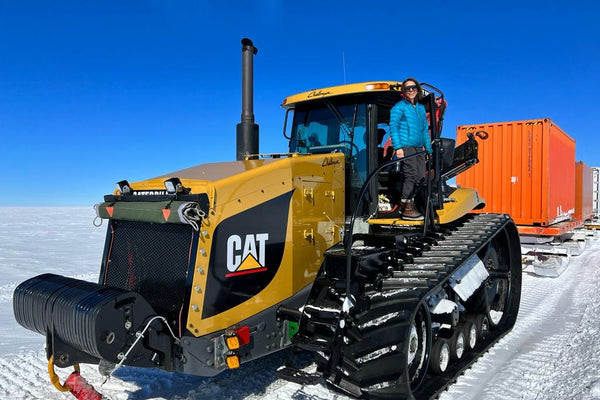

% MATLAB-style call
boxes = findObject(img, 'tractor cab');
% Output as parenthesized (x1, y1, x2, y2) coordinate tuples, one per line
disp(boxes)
(283, 81, 452, 219)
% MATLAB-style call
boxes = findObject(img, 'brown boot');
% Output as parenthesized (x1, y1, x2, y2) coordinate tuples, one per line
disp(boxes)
(401, 200, 423, 220)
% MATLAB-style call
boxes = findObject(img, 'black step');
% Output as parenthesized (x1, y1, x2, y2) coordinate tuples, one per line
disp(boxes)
(292, 333, 331, 352)
(276, 366, 323, 385)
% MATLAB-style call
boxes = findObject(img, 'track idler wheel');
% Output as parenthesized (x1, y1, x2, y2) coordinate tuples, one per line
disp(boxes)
(327, 301, 433, 399)
(468, 224, 522, 333)
(407, 304, 432, 391)
(476, 314, 490, 341)
(483, 243, 508, 328)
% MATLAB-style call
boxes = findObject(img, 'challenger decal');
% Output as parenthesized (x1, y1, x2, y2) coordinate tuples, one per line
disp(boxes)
(322, 157, 341, 167)
(307, 89, 332, 98)
(202, 191, 293, 319)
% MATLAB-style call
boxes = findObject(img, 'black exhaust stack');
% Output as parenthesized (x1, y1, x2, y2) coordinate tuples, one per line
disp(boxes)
(236, 38, 259, 160)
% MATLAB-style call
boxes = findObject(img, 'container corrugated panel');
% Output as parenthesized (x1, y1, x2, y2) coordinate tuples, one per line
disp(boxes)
(456, 118, 575, 226)
(575, 162, 594, 221)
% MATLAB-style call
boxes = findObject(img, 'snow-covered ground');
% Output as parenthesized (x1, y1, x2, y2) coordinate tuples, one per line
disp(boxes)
(1, 207, 599, 400)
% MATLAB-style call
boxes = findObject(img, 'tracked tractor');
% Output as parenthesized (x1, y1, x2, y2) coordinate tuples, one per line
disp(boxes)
(13, 39, 522, 400)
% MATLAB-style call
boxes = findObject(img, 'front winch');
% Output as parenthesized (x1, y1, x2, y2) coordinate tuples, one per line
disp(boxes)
(13, 273, 173, 369)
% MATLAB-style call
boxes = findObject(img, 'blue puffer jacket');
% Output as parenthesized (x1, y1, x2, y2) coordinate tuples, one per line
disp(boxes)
(390, 98, 432, 153)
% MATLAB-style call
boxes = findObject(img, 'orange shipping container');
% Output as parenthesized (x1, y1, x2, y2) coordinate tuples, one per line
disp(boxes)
(456, 118, 575, 226)
(575, 161, 594, 221)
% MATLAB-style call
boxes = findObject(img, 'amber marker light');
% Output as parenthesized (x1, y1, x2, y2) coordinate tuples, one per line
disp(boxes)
(226, 354, 241, 369)
(365, 83, 390, 90)
(226, 335, 241, 350)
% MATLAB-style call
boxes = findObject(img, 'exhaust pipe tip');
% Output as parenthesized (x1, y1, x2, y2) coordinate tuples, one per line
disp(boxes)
(241, 38, 258, 54)
(236, 38, 259, 161)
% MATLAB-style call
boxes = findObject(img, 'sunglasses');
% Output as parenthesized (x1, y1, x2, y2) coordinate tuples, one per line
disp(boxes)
(404, 85, 418, 92)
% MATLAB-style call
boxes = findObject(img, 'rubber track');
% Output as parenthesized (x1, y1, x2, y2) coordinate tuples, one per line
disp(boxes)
(291, 213, 519, 400)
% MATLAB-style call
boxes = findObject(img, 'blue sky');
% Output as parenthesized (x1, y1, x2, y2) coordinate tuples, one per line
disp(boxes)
(1, 1, 598, 206)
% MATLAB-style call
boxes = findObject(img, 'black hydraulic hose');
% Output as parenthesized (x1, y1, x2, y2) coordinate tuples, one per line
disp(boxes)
(422, 155, 434, 237)
(344, 150, 427, 298)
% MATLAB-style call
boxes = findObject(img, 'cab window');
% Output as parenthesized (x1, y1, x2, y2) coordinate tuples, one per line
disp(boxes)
(289, 102, 367, 158)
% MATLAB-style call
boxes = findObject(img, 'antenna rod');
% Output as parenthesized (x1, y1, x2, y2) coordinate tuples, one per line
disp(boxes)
(342, 51, 347, 84)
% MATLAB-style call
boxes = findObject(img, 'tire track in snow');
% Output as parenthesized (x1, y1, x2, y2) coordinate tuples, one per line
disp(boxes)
(0, 349, 69, 400)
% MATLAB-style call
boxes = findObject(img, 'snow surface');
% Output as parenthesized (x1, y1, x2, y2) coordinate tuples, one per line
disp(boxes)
(1, 207, 599, 400)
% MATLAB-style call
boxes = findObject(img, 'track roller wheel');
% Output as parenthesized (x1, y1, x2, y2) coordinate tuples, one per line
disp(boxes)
(449, 330, 465, 360)
(438, 328, 465, 360)
(461, 320, 478, 351)
(429, 339, 450, 375)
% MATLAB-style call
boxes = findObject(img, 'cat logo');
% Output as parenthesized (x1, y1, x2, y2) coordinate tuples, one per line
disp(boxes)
(226, 233, 269, 277)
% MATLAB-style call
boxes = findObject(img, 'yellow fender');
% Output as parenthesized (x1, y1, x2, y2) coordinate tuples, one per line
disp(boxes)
(436, 187, 485, 224)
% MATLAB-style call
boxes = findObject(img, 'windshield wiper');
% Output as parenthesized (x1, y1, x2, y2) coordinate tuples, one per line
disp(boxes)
(324, 100, 357, 139)
(323, 101, 359, 157)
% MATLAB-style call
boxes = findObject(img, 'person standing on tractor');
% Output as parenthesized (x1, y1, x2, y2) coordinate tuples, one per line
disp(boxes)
(389, 78, 432, 220)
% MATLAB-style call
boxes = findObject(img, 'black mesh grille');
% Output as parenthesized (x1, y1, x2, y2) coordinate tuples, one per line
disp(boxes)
(103, 220, 195, 333)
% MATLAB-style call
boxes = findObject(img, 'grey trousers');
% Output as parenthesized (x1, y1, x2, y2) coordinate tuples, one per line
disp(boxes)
(399, 146, 426, 199)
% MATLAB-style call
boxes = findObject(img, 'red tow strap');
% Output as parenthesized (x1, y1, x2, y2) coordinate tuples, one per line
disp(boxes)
(48, 356, 103, 400)
(64, 371, 103, 400)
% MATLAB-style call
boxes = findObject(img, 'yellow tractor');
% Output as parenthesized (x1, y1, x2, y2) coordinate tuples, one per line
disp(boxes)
(13, 39, 521, 400)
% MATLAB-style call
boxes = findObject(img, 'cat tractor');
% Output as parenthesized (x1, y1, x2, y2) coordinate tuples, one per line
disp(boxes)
(13, 39, 521, 400)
